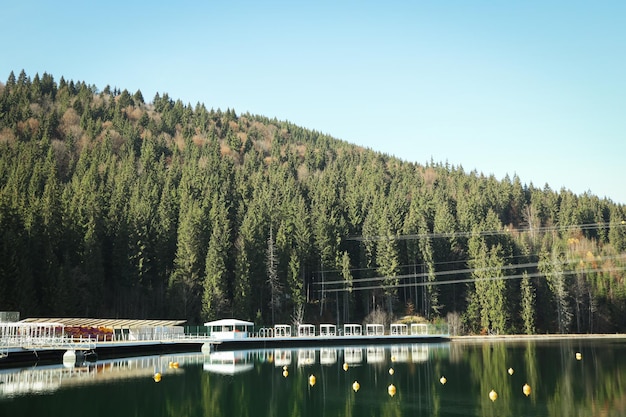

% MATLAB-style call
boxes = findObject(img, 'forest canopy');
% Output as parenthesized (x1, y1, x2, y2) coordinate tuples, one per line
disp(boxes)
(1, 70, 625, 334)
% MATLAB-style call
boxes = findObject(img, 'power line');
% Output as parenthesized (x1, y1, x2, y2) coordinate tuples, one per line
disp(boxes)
(313, 261, 542, 286)
(319, 266, 626, 293)
(345, 222, 625, 242)
(312, 254, 626, 288)
(311, 252, 540, 277)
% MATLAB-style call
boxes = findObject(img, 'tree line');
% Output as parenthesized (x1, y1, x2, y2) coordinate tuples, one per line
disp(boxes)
(1, 70, 625, 334)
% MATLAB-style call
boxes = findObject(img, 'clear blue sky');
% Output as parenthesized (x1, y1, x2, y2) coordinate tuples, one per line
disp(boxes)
(2, 1, 625, 204)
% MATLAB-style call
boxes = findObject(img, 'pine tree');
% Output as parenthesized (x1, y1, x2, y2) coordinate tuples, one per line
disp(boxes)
(266, 227, 281, 323)
(520, 272, 536, 334)
(467, 233, 509, 334)
(539, 247, 572, 334)
(169, 200, 206, 322)
(202, 195, 231, 321)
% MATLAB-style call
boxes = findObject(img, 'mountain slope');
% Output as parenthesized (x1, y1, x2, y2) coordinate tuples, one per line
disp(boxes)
(1, 70, 625, 334)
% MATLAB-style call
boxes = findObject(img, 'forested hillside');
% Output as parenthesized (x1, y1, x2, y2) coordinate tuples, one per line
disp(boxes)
(1, 70, 625, 334)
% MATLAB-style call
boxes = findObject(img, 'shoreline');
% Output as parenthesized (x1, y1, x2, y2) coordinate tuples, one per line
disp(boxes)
(3, 333, 624, 368)
(450, 333, 626, 342)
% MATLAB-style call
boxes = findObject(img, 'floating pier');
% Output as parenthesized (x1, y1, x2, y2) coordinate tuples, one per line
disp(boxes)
(0, 319, 219, 367)
(204, 319, 449, 351)
(1, 318, 449, 367)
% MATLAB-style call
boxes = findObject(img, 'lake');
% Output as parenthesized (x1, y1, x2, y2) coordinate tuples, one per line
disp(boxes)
(1, 338, 625, 417)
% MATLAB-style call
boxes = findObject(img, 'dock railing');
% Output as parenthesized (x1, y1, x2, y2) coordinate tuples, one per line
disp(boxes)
(0, 338, 7, 358)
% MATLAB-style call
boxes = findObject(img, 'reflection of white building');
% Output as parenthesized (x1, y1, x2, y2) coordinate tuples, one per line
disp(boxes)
(203, 351, 254, 375)
(367, 346, 385, 363)
(390, 346, 409, 362)
(0, 353, 202, 396)
(411, 344, 429, 363)
(297, 349, 316, 367)
(320, 348, 337, 365)
(274, 349, 292, 367)
(204, 319, 253, 341)
(343, 347, 363, 364)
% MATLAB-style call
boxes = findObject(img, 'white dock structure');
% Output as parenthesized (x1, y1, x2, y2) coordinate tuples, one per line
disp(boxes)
(319, 324, 336, 337)
(203, 319, 254, 340)
(1, 316, 449, 366)
(297, 324, 316, 337)
(0, 318, 219, 365)
(366, 324, 385, 336)
(343, 324, 362, 336)
(274, 324, 291, 337)
(390, 323, 409, 335)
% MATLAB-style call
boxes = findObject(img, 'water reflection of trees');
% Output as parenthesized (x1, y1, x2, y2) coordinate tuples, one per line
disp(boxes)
(4, 342, 625, 417)
(192, 342, 626, 417)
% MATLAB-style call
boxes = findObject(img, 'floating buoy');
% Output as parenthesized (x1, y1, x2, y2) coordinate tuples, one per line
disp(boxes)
(63, 350, 77, 369)
(282, 369, 289, 377)
(153, 372, 162, 382)
(201, 343, 213, 355)
(343, 363, 349, 371)
(388, 384, 396, 397)
(309, 375, 316, 386)
(523, 383, 532, 397)
(352, 381, 360, 392)
(508, 367, 514, 375)
(169, 361, 179, 369)
(440, 376, 447, 385)
(391, 355, 396, 362)
(283, 365, 288, 371)
(388, 367, 395, 375)
(575, 352, 582, 360)
(489, 389, 498, 402)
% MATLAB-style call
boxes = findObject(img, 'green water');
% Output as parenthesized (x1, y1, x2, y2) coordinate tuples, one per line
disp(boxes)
(1, 339, 625, 417)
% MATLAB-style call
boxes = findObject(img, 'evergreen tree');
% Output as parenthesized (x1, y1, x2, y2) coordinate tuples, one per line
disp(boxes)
(169, 200, 206, 322)
(539, 247, 572, 334)
(1, 69, 625, 333)
(467, 233, 509, 334)
(520, 272, 536, 334)
(202, 194, 231, 321)
(266, 227, 281, 323)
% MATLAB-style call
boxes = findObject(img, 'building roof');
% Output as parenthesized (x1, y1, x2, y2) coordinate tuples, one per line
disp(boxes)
(204, 318, 254, 327)
(20, 318, 186, 328)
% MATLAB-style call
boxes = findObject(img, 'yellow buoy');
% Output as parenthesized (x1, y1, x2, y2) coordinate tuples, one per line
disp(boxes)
(391, 355, 396, 362)
(489, 389, 498, 402)
(388, 384, 396, 397)
(440, 376, 447, 385)
(153, 372, 162, 382)
(343, 363, 349, 371)
(389, 367, 395, 375)
(172, 362, 179, 368)
(523, 383, 532, 397)
(575, 352, 582, 360)
(352, 381, 360, 392)
(282, 369, 289, 378)
(309, 375, 316, 386)
(508, 367, 514, 375)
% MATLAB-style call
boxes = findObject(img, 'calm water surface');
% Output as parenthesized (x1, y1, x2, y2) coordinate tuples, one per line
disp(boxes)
(1, 339, 625, 417)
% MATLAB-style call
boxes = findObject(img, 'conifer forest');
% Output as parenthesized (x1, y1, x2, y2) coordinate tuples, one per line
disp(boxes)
(1, 70, 625, 334)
